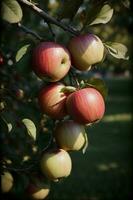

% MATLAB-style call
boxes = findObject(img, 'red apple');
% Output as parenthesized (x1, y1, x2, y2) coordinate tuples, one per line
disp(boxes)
(1, 171, 14, 193)
(40, 149, 72, 181)
(38, 82, 68, 119)
(66, 87, 105, 124)
(32, 42, 71, 82)
(68, 33, 104, 71)
(54, 120, 86, 151)
(27, 177, 50, 200)
(15, 89, 24, 100)
(0, 54, 4, 65)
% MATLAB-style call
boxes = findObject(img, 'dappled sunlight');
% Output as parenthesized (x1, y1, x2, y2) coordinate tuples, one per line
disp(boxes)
(102, 113, 132, 122)
(97, 162, 119, 171)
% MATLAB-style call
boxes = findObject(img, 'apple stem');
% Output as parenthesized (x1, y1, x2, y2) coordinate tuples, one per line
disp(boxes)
(69, 69, 80, 88)
(18, 0, 79, 36)
(46, 21, 56, 42)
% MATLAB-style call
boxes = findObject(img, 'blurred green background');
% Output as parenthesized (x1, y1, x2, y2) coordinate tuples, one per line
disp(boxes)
(1, 0, 133, 199)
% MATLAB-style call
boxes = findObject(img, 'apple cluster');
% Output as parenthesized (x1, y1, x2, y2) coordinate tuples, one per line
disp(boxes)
(0, 33, 107, 200)
(1, 34, 106, 199)
(30, 33, 106, 199)
(1, 34, 105, 200)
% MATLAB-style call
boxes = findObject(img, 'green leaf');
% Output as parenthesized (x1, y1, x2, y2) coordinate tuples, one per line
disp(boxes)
(80, 80, 85, 88)
(58, 0, 83, 20)
(15, 41, 34, 75)
(89, 4, 113, 25)
(7, 123, 13, 132)
(22, 118, 36, 141)
(16, 44, 31, 62)
(1, 0, 23, 23)
(60, 86, 76, 93)
(0, 116, 12, 133)
(121, 0, 130, 8)
(85, 78, 108, 100)
(82, 132, 88, 154)
(0, 116, 8, 133)
(105, 42, 129, 60)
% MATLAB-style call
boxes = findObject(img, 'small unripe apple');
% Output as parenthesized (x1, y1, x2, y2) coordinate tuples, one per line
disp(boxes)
(40, 149, 72, 181)
(38, 83, 68, 119)
(1, 171, 13, 193)
(66, 87, 105, 124)
(32, 42, 71, 82)
(54, 120, 86, 151)
(27, 178, 50, 200)
(68, 33, 104, 71)
(15, 89, 24, 100)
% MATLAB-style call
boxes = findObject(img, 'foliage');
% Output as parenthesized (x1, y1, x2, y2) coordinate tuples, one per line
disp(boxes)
(0, 0, 131, 199)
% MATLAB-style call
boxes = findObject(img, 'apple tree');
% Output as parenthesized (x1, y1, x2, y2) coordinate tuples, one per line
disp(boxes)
(0, 0, 129, 199)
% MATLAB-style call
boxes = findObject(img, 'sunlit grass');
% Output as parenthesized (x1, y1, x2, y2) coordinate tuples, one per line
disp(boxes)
(103, 113, 132, 122)
(97, 162, 119, 171)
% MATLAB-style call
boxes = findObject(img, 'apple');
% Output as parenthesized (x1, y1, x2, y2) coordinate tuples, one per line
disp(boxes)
(54, 120, 86, 151)
(38, 82, 69, 119)
(27, 177, 50, 200)
(40, 149, 72, 181)
(0, 53, 4, 65)
(66, 87, 105, 124)
(32, 42, 71, 82)
(68, 33, 104, 71)
(1, 171, 13, 193)
(15, 89, 24, 100)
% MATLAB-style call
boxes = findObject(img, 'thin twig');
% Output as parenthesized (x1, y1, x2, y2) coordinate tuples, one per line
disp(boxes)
(2, 164, 35, 172)
(46, 21, 56, 41)
(17, 23, 43, 41)
(70, 68, 80, 88)
(18, 0, 79, 36)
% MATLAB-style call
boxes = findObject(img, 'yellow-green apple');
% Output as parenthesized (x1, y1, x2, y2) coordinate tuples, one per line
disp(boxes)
(40, 149, 72, 181)
(68, 33, 104, 71)
(38, 83, 69, 119)
(66, 87, 105, 124)
(54, 120, 86, 151)
(32, 42, 71, 82)
(1, 171, 13, 193)
(27, 177, 50, 200)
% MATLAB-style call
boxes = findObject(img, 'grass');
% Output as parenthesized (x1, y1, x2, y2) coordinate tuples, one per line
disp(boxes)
(48, 78, 133, 200)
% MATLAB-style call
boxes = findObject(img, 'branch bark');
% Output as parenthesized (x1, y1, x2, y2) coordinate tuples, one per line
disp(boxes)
(18, 0, 79, 36)
(17, 23, 43, 41)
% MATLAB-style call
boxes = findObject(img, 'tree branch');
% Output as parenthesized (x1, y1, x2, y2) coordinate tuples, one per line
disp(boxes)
(17, 23, 43, 41)
(18, 0, 79, 36)
(46, 21, 56, 41)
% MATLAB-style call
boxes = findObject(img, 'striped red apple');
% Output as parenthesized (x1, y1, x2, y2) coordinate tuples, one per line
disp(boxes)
(38, 83, 68, 119)
(66, 87, 105, 124)
(32, 42, 71, 82)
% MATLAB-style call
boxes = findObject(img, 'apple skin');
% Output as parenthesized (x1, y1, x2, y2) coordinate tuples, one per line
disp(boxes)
(1, 171, 13, 193)
(27, 180, 50, 200)
(68, 34, 104, 71)
(66, 87, 105, 124)
(38, 82, 68, 119)
(54, 120, 86, 151)
(32, 42, 71, 82)
(40, 149, 72, 181)
(0, 54, 4, 65)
